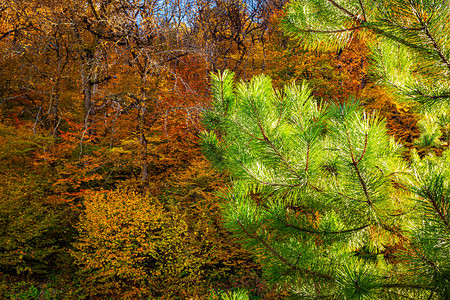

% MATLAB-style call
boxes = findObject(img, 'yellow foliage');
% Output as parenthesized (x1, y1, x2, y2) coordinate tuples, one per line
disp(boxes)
(72, 188, 212, 298)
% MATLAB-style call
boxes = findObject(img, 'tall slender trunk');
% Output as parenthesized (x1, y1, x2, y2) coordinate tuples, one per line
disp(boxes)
(139, 75, 149, 193)
(50, 94, 60, 137)
(82, 59, 95, 137)
(47, 81, 60, 136)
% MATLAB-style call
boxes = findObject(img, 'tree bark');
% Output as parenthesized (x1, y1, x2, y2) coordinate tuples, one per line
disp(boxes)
(139, 76, 149, 193)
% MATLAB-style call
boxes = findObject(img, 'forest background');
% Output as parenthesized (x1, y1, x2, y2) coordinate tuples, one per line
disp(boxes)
(0, 0, 422, 299)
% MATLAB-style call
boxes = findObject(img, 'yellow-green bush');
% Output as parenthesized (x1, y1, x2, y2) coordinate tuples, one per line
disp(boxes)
(72, 189, 210, 298)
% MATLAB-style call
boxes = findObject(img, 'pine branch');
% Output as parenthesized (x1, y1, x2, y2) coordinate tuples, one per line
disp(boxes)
(343, 123, 372, 206)
(422, 25, 450, 72)
(352, 152, 372, 205)
(382, 283, 432, 291)
(250, 101, 303, 179)
(203, 69, 445, 297)
(428, 196, 450, 231)
(356, 134, 368, 165)
(238, 160, 305, 188)
(236, 219, 334, 280)
(326, 0, 362, 23)
(286, 24, 365, 34)
(413, 90, 450, 101)
(368, 26, 433, 56)
(306, 142, 311, 171)
(411, 5, 450, 72)
(234, 119, 265, 141)
(285, 223, 370, 235)
(419, 175, 450, 230)
(308, 180, 361, 203)
(421, 254, 441, 273)
(412, 245, 450, 284)
(379, 18, 425, 31)
(357, 0, 367, 22)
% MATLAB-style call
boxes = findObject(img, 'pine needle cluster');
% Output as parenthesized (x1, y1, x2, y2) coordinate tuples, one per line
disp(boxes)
(202, 1, 450, 298)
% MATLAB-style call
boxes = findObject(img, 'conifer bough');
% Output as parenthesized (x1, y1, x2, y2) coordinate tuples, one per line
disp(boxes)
(202, 1, 450, 298)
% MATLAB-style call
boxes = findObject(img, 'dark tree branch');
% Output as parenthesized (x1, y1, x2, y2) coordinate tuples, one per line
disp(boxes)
(286, 223, 370, 235)
(236, 220, 334, 280)
(327, 0, 362, 22)
(357, 0, 367, 22)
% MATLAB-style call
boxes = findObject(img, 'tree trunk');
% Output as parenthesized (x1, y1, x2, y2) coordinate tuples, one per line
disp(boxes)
(50, 94, 60, 137)
(139, 77, 149, 193)
(82, 69, 95, 137)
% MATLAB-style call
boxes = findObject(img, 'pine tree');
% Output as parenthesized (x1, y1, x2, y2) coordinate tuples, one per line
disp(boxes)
(282, 0, 450, 150)
(201, 2, 450, 297)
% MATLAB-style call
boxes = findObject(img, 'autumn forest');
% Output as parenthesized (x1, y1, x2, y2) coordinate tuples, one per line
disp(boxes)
(1, 0, 449, 299)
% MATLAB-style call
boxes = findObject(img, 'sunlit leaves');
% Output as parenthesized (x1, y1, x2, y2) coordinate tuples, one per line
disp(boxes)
(73, 189, 194, 298)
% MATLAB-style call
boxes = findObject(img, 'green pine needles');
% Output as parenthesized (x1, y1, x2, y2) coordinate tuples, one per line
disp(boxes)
(202, 72, 446, 298)
(202, 1, 450, 299)
(282, 0, 450, 108)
